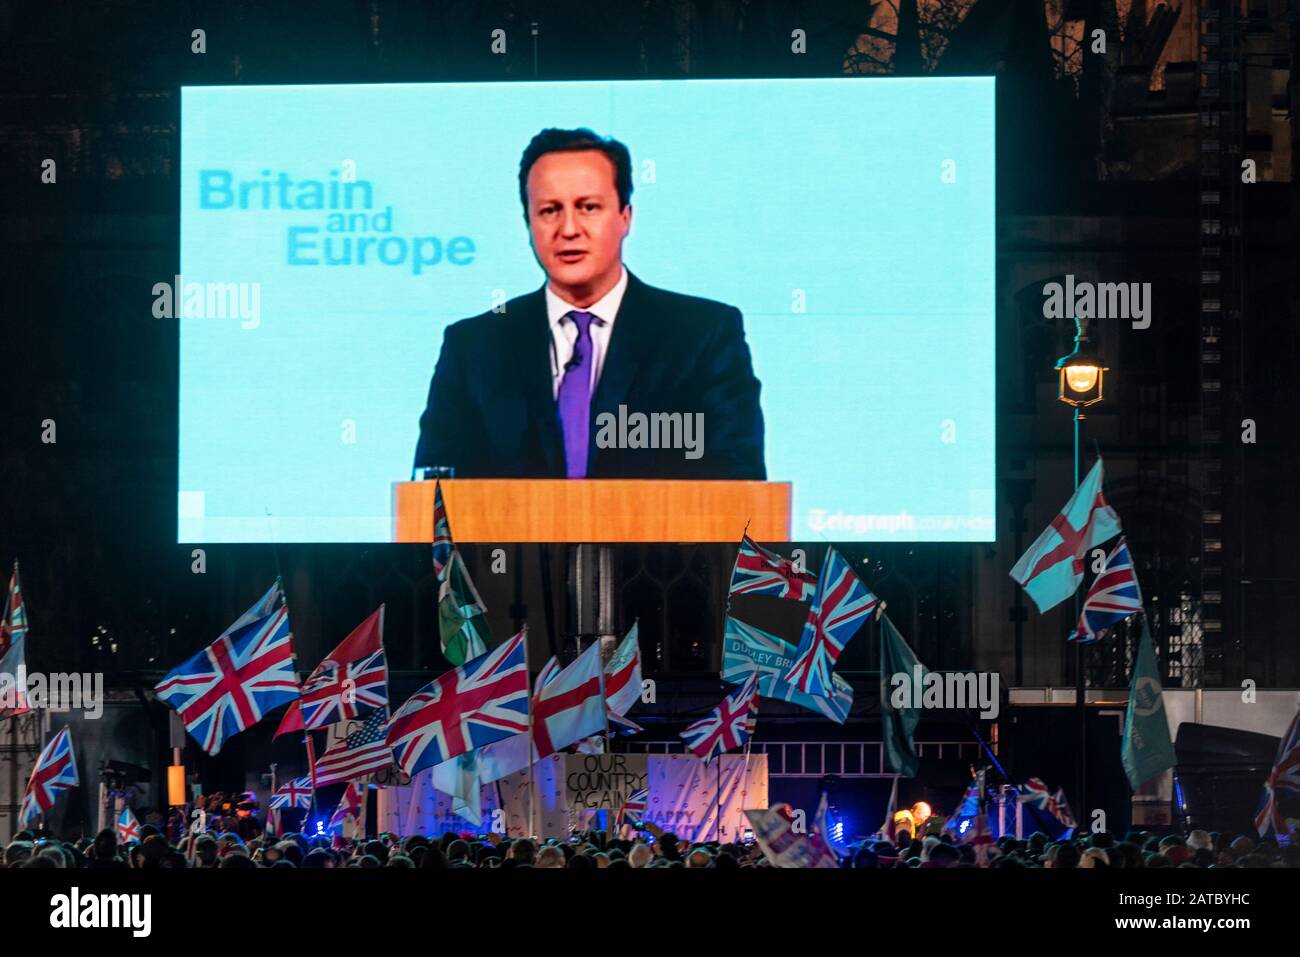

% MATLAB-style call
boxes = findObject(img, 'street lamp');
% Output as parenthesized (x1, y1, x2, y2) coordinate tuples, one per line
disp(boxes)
(1055, 316, 1107, 410)
(1054, 314, 1108, 821)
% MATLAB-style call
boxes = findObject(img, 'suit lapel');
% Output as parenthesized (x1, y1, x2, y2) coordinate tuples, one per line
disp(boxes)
(591, 271, 654, 419)
(508, 286, 563, 475)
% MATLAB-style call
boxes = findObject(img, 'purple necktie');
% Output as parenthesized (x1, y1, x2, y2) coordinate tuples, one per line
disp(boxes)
(556, 310, 596, 478)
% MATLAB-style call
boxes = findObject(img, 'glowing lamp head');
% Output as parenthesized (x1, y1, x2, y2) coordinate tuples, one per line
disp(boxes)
(1064, 363, 1100, 394)
(1054, 316, 1107, 408)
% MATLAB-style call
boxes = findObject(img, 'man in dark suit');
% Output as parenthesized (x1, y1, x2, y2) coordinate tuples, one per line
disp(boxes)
(414, 127, 765, 480)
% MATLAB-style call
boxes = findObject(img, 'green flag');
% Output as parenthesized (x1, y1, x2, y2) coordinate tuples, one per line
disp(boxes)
(438, 550, 490, 666)
(1121, 618, 1177, 790)
(880, 613, 926, 777)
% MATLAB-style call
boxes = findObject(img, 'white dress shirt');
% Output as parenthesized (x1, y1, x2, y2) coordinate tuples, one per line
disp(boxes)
(546, 266, 628, 398)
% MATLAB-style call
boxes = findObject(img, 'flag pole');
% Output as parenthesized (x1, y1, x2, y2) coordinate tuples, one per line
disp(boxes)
(305, 732, 319, 829)
(882, 774, 899, 841)
(1073, 407, 1088, 816)
(271, 559, 314, 831)
(5, 560, 19, 842)
(599, 640, 611, 757)
(725, 524, 750, 615)
(522, 625, 537, 840)
(736, 738, 753, 841)
(268, 761, 278, 840)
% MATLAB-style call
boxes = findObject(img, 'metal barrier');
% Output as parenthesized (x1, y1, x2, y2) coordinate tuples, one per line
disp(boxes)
(626, 740, 982, 778)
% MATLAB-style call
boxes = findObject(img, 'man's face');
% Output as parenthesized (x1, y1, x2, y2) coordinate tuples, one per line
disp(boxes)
(526, 149, 630, 304)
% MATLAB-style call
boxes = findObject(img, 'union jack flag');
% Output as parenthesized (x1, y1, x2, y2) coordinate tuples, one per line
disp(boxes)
(1072, 536, 1143, 643)
(0, 562, 31, 717)
(432, 481, 454, 580)
(617, 787, 648, 828)
(387, 629, 530, 776)
(299, 606, 388, 729)
(723, 616, 853, 724)
(328, 782, 365, 832)
(1019, 777, 1076, 830)
(729, 535, 817, 601)
(783, 548, 878, 697)
(154, 582, 301, 755)
(0, 561, 28, 659)
(117, 806, 141, 844)
(269, 775, 314, 810)
(1257, 709, 1300, 840)
(19, 726, 78, 825)
(680, 669, 760, 762)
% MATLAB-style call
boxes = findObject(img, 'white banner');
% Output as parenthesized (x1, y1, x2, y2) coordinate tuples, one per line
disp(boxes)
(644, 753, 768, 843)
(375, 752, 768, 842)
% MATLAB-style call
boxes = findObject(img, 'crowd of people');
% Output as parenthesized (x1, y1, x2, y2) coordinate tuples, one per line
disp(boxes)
(4, 823, 1296, 868)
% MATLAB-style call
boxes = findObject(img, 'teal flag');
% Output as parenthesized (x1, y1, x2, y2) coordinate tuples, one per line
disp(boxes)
(722, 616, 853, 724)
(879, 614, 926, 777)
(1121, 618, 1177, 790)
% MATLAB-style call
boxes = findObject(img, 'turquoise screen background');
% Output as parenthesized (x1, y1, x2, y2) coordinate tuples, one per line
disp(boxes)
(179, 78, 995, 542)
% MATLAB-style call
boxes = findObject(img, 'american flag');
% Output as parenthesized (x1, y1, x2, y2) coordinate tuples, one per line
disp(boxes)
(729, 535, 817, 601)
(784, 548, 879, 697)
(387, 629, 530, 776)
(328, 782, 366, 832)
(117, 806, 141, 844)
(432, 481, 453, 580)
(269, 775, 314, 810)
(1072, 536, 1143, 643)
(1019, 777, 1077, 830)
(1257, 709, 1300, 840)
(617, 787, 648, 828)
(315, 708, 396, 786)
(0, 562, 31, 717)
(299, 606, 388, 729)
(20, 726, 79, 825)
(680, 669, 760, 762)
(154, 582, 300, 755)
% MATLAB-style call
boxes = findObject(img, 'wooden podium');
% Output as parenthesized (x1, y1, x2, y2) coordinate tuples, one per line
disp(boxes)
(392, 479, 791, 543)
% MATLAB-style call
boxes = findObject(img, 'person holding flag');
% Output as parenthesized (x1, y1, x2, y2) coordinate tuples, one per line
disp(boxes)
(1010, 457, 1122, 613)
(20, 726, 79, 827)
(154, 581, 300, 756)
(1073, 536, 1142, 643)
(116, 806, 141, 844)
(680, 669, 760, 762)
(783, 547, 878, 698)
